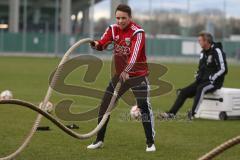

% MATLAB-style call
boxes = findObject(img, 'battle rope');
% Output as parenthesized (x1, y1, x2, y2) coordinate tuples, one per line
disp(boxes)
(0, 38, 121, 160)
(0, 82, 121, 140)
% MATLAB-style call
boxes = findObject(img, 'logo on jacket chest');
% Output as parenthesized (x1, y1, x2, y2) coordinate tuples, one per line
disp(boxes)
(125, 38, 131, 46)
(114, 36, 131, 56)
(114, 35, 131, 46)
(207, 55, 213, 65)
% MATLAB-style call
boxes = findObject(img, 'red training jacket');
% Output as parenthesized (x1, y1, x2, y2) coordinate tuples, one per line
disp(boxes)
(96, 21, 148, 77)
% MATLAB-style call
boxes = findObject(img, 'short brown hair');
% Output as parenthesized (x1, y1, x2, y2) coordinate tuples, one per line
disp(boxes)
(198, 31, 214, 44)
(115, 4, 132, 17)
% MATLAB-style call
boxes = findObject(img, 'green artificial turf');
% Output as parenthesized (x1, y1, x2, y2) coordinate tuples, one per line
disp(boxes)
(0, 56, 239, 160)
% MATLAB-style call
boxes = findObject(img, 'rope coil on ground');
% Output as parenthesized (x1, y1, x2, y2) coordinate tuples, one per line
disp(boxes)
(0, 38, 121, 160)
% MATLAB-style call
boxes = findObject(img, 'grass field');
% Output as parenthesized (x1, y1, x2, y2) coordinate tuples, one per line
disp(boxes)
(0, 56, 239, 160)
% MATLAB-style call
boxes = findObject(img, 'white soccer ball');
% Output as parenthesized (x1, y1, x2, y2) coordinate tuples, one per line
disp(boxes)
(0, 90, 13, 100)
(130, 105, 141, 120)
(39, 101, 53, 113)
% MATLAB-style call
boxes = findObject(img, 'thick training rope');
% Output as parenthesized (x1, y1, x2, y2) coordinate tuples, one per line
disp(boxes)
(198, 135, 240, 160)
(0, 82, 121, 139)
(0, 38, 121, 160)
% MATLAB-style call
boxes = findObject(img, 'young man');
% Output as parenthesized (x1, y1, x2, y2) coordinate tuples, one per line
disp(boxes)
(87, 4, 156, 152)
(160, 32, 228, 120)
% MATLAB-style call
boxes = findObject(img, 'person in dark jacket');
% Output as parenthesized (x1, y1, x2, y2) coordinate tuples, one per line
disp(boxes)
(160, 32, 228, 120)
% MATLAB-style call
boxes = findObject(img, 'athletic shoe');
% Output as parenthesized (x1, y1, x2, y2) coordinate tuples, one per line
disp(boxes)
(187, 110, 194, 121)
(87, 141, 104, 149)
(158, 112, 176, 119)
(146, 143, 156, 152)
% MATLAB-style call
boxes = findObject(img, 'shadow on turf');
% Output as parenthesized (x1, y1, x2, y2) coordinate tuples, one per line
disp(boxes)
(118, 111, 193, 123)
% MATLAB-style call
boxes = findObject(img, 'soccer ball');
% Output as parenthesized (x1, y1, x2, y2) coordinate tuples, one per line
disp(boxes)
(39, 101, 53, 113)
(0, 90, 13, 100)
(130, 105, 141, 120)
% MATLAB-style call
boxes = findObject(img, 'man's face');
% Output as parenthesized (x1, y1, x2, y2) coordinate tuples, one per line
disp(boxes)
(198, 36, 209, 49)
(115, 11, 131, 30)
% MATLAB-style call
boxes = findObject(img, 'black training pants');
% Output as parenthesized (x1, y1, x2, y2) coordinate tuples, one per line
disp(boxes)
(169, 81, 218, 116)
(96, 75, 155, 145)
